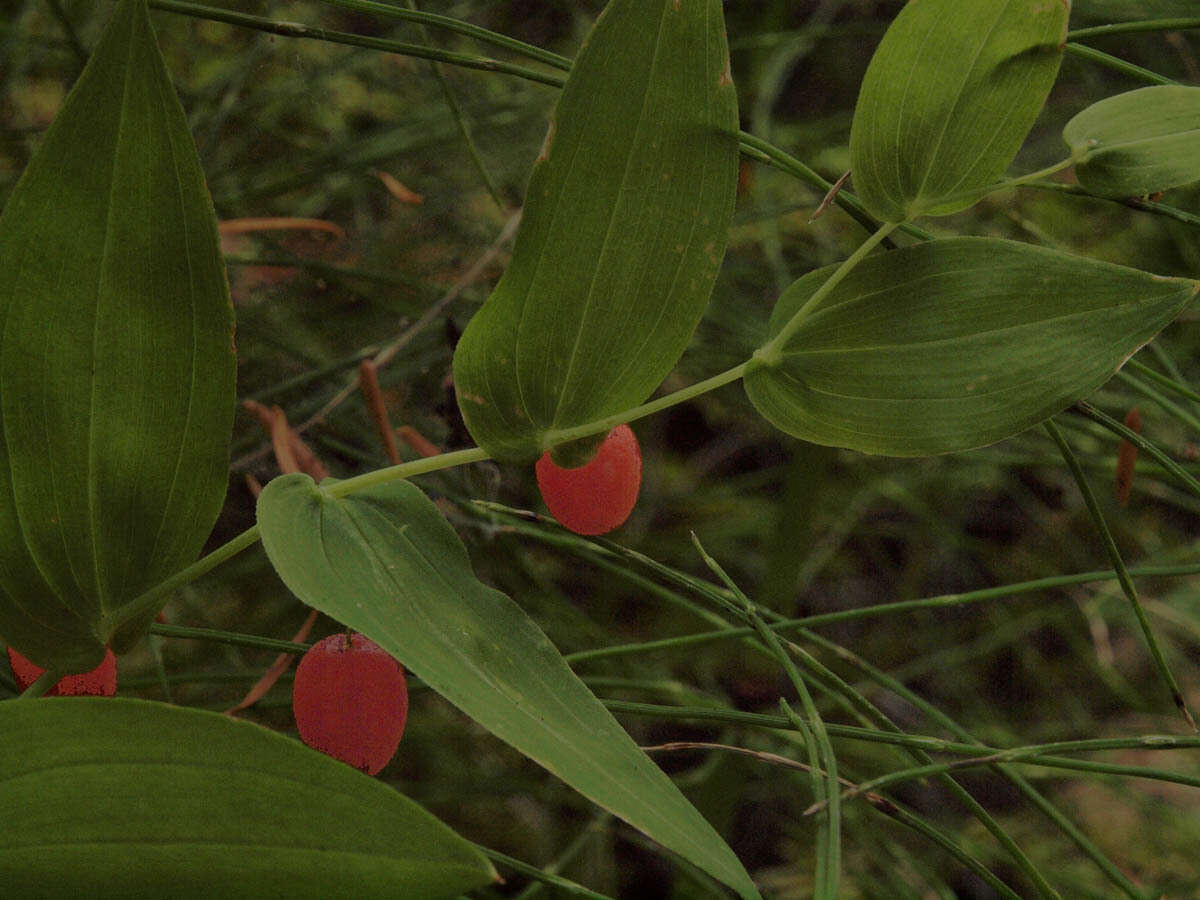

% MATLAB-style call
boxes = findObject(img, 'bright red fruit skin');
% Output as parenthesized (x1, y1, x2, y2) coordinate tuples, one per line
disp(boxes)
(7, 647, 117, 696)
(292, 633, 408, 776)
(535, 425, 642, 535)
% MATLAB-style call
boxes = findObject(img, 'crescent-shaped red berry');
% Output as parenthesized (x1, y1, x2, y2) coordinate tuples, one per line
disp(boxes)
(292, 633, 408, 776)
(7, 646, 118, 696)
(536, 425, 642, 535)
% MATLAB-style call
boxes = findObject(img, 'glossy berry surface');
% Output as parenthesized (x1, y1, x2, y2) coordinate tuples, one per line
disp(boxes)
(7, 647, 117, 696)
(292, 633, 408, 776)
(536, 425, 642, 535)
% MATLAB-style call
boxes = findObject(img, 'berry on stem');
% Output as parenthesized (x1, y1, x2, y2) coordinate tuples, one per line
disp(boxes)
(536, 424, 642, 536)
(7, 647, 118, 696)
(292, 632, 408, 776)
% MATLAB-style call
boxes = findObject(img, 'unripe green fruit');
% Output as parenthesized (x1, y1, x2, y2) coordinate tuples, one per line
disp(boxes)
(292, 633, 408, 776)
(536, 425, 642, 535)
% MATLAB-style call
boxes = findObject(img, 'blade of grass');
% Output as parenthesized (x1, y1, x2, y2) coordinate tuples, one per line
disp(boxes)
(1075, 401, 1200, 501)
(400, 0, 506, 211)
(1063, 43, 1175, 85)
(145, 0, 568, 87)
(1044, 419, 1195, 731)
(690, 535, 841, 900)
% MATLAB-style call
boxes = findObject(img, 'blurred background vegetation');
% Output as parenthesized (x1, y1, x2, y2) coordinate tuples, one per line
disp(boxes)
(3, 1, 1200, 897)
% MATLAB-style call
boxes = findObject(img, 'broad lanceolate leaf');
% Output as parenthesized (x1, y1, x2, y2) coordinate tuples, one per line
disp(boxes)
(257, 474, 761, 900)
(744, 238, 1198, 456)
(849, 0, 1068, 222)
(0, 0, 235, 669)
(1065, 85, 1200, 198)
(0, 698, 496, 899)
(452, 0, 739, 461)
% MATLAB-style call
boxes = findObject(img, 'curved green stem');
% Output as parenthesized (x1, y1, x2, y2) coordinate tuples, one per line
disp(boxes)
(145, 0, 568, 87)
(541, 363, 748, 450)
(322, 446, 491, 498)
(754, 221, 899, 366)
(19, 668, 62, 699)
(1064, 43, 1175, 86)
(104, 525, 262, 635)
(1044, 419, 1195, 731)
(931, 158, 1076, 209)
(1068, 18, 1200, 41)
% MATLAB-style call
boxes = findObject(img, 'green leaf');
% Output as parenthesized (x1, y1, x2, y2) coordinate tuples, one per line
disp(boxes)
(0, 0, 235, 668)
(849, 0, 1068, 221)
(452, 0, 739, 461)
(1064, 85, 1200, 198)
(744, 238, 1198, 456)
(0, 698, 497, 898)
(257, 474, 761, 900)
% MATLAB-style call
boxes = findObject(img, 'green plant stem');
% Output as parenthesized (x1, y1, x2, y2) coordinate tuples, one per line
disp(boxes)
(511, 815, 612, 900)
(691, 537, 842, 899)
(830, 750, 1200, 811)
(316, 0, 572, 71)
(104, 525, 263, 636)
(464, 504, 1198, 660)
(1043, 419, 1195, 731)
(932, 157, 1076, 208)
(794, 630, 1143, 900)
(149, 623, 310, 655)
(754, 222, 899, 366)
(541, 364, 748, 449)
(1127, 358, 1200, 406)
(144, 0, 568, 87)
(401, 0, 507, 211)
(875, 804, 1023, 900)
(606, 699, 1200, 758)
(18, 668, 62, 699)
(475, 845, 615, 899)
(1064, 43, 1175, 85)
(1117, 370, 1200, 436)
(549, 515, 1057, 898)
(1068, 19, 1200, 40)
(321, 446, 492, 497)
(46, 0, 89, 66)
(1075, 401, 1200, 501)
(735, 132, 927, 242)
(1024, 180, 1200, 229)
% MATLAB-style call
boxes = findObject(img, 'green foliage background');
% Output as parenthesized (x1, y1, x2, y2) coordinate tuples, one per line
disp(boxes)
(3, 1, 1200, 897)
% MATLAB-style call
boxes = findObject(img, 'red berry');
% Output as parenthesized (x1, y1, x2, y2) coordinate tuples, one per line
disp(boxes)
(292, 633, 408, 776)
(7, 647, 117, 696)
(536, 425, 642, 535)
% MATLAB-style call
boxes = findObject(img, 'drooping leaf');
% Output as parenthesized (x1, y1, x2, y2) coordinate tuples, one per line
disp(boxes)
(452, 0, 739, 461)
(849, 0, 1068, 222)
(745, 238, 1198, 456)
(1065, 85, 1200, 198)
(0, 698, 496, 899)
(257, 474, 761, 900)
(0, 0, 235, 668)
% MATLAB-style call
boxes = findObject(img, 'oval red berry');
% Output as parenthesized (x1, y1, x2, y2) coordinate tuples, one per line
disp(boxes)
(536, 425, 641, 535)
(292, 633, 408, 776)
(7, 646, 117, 696)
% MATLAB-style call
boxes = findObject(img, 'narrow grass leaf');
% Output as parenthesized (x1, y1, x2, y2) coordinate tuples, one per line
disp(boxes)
(744, 238, 1199, 456)
(1065, 85, 1200, 198)
(452, 0, 739, 460)
(849, 0, 1068, 221)
(0, 0, 235, 668)
(256, 474, 761, 899)
(1044, 420, 1195, 730)
(0, 698, 497, 898)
